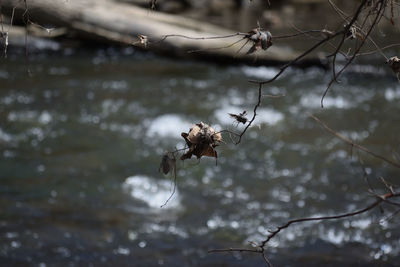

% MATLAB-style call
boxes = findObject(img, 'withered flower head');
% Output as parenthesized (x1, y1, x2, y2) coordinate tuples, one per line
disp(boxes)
(181, 122, 222, 160)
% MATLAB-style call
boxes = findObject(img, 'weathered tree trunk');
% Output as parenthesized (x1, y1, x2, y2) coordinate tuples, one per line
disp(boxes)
(1, 0, 321, 66)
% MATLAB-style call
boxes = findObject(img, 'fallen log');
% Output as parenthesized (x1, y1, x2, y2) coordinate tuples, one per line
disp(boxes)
(1, 0, 323, 66)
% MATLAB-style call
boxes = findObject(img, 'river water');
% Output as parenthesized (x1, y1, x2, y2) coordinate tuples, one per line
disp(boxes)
(1, 47, 399, 266)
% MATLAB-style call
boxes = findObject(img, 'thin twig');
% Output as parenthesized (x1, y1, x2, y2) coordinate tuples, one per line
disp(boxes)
(259, 191, 399, 247)
(235, 83, 263, 144)
(309, 114, 400, 169)
(273, 29, 333, 39)
(321, 0, 386, 107)
(262, 251, 274, 267)
(208, 248, 260, 254)
(160, 169, 177, 208)
(156, 32, 247, 43)
(250, 30, 343, 85)
(210, 191, 400, 266)
(188, 37, 246, 54)
(355, 43, 400, 57)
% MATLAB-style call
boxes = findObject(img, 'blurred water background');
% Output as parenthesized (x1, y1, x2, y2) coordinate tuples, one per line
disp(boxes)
(1, 1, 400, 265)
(1, 45, 400, 266)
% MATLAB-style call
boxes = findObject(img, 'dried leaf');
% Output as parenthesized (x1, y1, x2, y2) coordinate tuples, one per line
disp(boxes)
(187, 124, 201, 144)
(180, 122, 222, 160)
(245, 28, 272, 55)
(159, 152, 175, 175)
(200, 146, 218, 158)
(246, 44, 257, 55)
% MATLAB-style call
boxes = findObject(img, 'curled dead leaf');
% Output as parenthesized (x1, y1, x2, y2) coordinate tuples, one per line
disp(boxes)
(159, 152, 176, 175)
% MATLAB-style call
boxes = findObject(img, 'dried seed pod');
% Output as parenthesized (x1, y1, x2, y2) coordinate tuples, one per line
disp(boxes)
(181, 122, 222, 160)
(387, 56, 400, 80)
(245, 28, 272, 55)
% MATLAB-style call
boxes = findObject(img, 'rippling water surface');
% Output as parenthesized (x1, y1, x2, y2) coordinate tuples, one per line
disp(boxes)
(1, 48, 400, 266)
